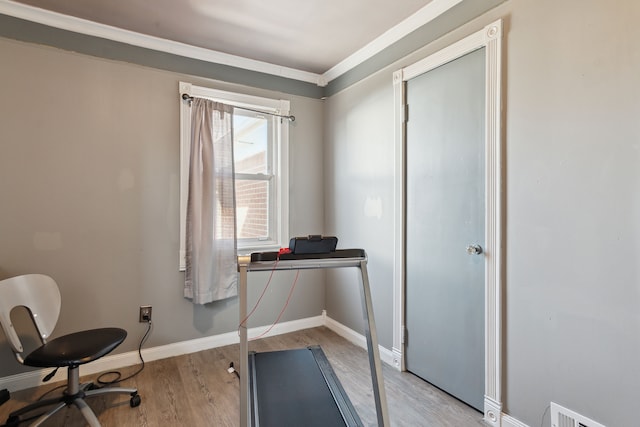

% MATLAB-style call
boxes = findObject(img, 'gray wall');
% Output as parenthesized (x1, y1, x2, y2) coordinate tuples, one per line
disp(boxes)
(324, 1, 640, 426)
(2, 1, 639, 426)
(0, 37, 326, 376)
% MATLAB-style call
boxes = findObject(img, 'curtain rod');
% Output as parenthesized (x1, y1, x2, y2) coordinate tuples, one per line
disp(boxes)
(181, 94, 295, 122)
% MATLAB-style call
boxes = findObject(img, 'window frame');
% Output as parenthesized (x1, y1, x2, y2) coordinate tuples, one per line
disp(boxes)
(179, 82, 290, 270)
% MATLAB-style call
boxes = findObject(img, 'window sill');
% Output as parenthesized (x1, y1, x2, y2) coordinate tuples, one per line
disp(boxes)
(237, 243, 282, 256)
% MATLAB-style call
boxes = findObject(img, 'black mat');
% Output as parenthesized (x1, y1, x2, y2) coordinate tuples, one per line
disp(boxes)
(249, 346, 362, 427)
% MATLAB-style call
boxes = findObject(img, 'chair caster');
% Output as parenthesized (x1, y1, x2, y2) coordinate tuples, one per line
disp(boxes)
(130, 393, 141, 408)
(6, 415, 20, 426)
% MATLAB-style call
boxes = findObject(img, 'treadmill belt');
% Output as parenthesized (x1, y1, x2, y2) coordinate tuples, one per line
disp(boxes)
(249, 346, 362, 427)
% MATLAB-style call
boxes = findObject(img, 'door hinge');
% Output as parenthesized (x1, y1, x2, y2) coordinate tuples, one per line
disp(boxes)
(403, 104, 409, 123)
(402, 326, 408, 345)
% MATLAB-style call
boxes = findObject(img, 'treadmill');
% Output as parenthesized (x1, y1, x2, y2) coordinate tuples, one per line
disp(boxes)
(238, 249, 389, 427)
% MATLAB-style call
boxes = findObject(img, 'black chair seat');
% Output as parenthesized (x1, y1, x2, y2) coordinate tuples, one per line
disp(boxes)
(24, 328, 127, 368)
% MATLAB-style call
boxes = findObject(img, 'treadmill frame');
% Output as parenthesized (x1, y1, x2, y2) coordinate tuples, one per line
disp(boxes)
(238, 250, 390, 427)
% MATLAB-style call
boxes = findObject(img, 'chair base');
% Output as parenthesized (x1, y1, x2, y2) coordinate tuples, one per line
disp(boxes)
(6, 368, 141, 427)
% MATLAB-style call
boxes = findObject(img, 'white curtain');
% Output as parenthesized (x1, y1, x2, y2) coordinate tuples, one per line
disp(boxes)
(185, 98, 237, 304)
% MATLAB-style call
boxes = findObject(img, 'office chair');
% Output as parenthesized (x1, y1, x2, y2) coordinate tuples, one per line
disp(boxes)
(0, 274, 141, 426)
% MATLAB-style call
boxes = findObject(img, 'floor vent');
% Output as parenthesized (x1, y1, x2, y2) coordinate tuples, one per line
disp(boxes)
(551, 402, 606, 427)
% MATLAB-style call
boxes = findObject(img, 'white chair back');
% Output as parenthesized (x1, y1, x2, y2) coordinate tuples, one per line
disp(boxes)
(0, 274, 61, 355)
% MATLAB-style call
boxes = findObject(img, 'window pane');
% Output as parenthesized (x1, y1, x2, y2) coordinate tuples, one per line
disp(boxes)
(236, 179, 270, 240)
(234, 113, 268, 174)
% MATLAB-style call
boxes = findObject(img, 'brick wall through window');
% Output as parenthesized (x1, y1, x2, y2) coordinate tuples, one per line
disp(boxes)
(235, 151, 268, 239)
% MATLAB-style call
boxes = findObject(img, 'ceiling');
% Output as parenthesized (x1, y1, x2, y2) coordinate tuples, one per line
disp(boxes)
(4, 0, 444, 83)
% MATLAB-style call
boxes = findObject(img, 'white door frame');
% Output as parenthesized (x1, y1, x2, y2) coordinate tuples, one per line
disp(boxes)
(392, 20, 503, 426)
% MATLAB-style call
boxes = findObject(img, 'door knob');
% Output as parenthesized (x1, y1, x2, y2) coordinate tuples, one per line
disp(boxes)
(466, 244, 483, 255)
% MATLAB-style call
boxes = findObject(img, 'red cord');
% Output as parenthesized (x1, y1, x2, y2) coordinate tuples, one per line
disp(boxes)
(250, 269, 300, 341)
(239, 258, 279, 329)
(238, 248, 301, 341)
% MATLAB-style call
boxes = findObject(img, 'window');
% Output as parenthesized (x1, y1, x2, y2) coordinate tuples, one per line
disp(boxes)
(179, 82, 289, 269)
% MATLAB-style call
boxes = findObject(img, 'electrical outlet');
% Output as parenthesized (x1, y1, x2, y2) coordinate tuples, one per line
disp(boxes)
(139, 305, 152, 322)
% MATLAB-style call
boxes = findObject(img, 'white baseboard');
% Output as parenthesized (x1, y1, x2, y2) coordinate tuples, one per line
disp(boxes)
(0, 314, 324, 392)
(323, 313, 396, 367)
(501, 413, 530, 427)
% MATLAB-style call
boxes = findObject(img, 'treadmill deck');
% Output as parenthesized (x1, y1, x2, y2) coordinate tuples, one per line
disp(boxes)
(248, 346, 362, 427)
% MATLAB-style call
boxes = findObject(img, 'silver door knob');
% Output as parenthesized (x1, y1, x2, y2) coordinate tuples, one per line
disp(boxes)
(466, 244, 483, 255)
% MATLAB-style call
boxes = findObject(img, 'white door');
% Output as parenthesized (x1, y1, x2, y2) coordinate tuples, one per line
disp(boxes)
(405, 47, 486, 411)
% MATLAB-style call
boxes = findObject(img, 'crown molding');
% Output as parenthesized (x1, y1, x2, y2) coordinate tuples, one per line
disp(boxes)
(322, 0, 464, 82)
(0, 0, 461, 87)
(0, 0, 323, 85)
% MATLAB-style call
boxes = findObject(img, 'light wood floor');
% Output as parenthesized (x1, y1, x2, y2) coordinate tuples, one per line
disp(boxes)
(0, 327, 485, 426)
